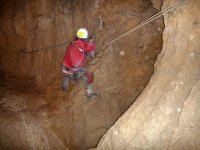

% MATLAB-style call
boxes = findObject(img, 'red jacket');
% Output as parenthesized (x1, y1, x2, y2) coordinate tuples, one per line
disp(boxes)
(63, 38, 96, 70)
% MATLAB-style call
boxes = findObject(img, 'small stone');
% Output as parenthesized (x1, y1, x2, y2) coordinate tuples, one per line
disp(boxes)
(120, 51, 125, 56)
(189, 35, 194, 40)
(114, 131, 118, 136)
(190, 52, 195, 57)
(177, 108, 181, 112)
(180, 81, 184, 85)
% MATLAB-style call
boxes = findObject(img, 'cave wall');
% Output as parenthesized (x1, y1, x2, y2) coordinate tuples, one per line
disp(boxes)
(43, 1, 163, 149)
(92, 0, 200, 149)
(0, 0, 74, 89)
(0, 0, 163, 91)
(0, 0, 164, 150)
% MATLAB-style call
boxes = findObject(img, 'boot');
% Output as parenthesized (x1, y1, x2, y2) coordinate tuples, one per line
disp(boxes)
(86, 84, 98, 100)
(62, 77, 70, 91)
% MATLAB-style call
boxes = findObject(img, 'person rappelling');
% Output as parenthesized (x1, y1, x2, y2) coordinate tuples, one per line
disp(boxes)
(61, 28, 98, 99)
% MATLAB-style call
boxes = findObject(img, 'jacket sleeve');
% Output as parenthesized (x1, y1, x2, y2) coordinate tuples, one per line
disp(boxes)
(84, 41, 96, 52)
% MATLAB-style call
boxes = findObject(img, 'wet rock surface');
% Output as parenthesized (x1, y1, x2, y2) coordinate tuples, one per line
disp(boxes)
(92, 0, 200, 150)
(0, 0, 164, 149)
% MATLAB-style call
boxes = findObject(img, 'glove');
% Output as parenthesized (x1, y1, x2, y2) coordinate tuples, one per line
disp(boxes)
(84, 52, 90, 56)
(89, 36, 94, 42)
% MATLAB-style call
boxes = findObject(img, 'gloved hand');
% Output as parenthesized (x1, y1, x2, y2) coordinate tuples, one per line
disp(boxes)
(84, 51, 94, 58)
(89, 36, 94, 42)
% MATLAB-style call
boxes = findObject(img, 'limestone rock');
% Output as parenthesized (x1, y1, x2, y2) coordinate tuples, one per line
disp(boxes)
(0, 0, 173, 150)
(91, 0, 200, 150)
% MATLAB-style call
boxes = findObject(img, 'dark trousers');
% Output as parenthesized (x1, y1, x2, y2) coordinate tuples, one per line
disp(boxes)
(61, 65, 93, 91)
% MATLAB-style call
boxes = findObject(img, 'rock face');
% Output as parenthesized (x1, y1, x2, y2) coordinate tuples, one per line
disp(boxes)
(92, 0, 200, 149)
(0, 0, 75, 89)
(0, 0, 164, 150)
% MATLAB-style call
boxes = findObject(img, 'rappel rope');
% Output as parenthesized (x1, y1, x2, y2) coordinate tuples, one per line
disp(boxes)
(21, 40, 68, 53)
(97, 0, 187, 51)
(21, 0, 187, 54)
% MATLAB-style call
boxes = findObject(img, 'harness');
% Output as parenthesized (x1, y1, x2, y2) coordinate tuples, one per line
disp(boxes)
(62, 40, 90, 80)
(70, 41, 84, 53)
(61, 65, 86, 81)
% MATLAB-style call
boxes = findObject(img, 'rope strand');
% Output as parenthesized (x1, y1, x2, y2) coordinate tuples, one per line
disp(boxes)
(21, 41, 68, 53)
(97, 0, 187, 51)
(21, 0, 187, 54)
